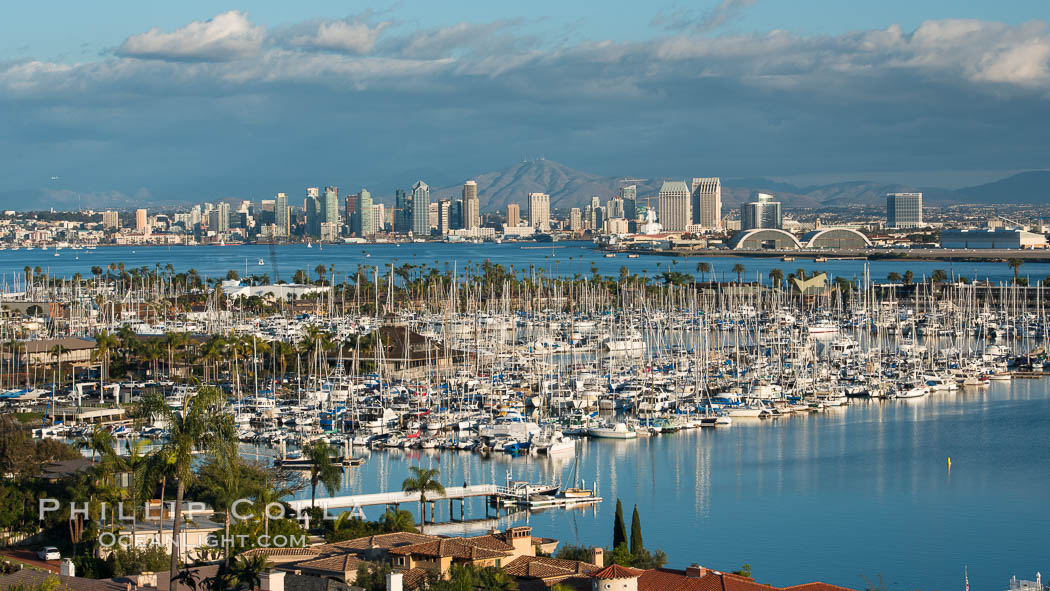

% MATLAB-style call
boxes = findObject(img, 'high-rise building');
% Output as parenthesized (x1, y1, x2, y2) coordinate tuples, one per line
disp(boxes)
(506, 203, 520, 227)
(658, 181, 691, 231)
(887, 192, 923, 229)
(740, 193, 782, 230)
(621, 184, 638, 220)
(411, 181, 430, 236)
(135, 209, 149, 233)
(450, 200, 463, 230)
(607, 197, 625, 219)
(275, 193, 290, 237)
(569, 208, 582, 232)
(306, 193, 321, 237)
(210, 202, 230, 233)
(345, 193, 358, 229)
(102, 211, 120, 229)
(691, 177, 722, 229)
(350, 189, 374, 236)
(463, 181, 480, 229)
(322, 186, 340, 232)
(528, 192, 551, 231)
(429, 202, 439, 230)
(394, 189, 410, 233)
(591, 205, 606, 230)
(372, 202, 385, 232)
(437, 199, 452, 235)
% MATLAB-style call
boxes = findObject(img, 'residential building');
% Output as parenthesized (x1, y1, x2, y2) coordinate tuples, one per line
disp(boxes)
(411, 181, 430, 236)
(741, 192, 783, 230)
(570, 208, 582, 231)
(135, 209, 149, 234)
(101, 211, 120, 229)
(887, 192, 923, 228)
(463, 181, 480, 229)
(529, 192, 551, 231)
(322, 186, 340, 232)
(345, 192, 357, 229)
(691, 177, 722, 229)
(372, 203, 385, 232)
(275, 192, 290, 237)
(437, 199, 452, 235)
(658, 181, 691, 231)
(506, 203, 520, 227)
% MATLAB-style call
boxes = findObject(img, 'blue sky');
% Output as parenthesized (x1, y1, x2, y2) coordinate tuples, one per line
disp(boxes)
(2, 0, 1050, 208)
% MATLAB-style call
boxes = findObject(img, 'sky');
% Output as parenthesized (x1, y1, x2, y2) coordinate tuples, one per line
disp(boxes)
(2, 0, 1050, 208)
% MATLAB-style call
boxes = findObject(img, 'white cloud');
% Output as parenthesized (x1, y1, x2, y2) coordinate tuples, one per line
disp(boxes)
(285, 19, 391, 54)
(117, 11, 264, 61)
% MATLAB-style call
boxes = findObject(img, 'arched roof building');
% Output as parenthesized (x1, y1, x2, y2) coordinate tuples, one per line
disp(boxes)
(801, 228, 872, 249)
(728, 228, 802, 250)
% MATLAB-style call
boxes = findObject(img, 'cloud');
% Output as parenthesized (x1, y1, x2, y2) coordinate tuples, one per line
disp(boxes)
(116, 11, 264, 61)
(282, 19, 391, 54)
(653, 0, 759, 33)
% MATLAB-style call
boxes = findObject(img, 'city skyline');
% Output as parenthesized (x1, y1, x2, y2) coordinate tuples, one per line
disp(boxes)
(3, 2, 1050, 209)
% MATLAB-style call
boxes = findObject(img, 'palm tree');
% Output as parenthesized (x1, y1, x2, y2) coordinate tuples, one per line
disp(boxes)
(731, 263, 746, 284)
(768, 268, 784, 289)
(401, 466, 445, 533)
(305, 440, 342, 511)
(887, 271, 901, 283)
(49, 344, 68, 386)
(93, 331, 119, 391)
(1008, 258, 1024, 284)
(695, 262, 710, 284)
(139, 387, 235, 583)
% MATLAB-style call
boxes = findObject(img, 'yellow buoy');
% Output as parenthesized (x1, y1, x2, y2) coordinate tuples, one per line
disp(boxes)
(947, 457, 952, 470)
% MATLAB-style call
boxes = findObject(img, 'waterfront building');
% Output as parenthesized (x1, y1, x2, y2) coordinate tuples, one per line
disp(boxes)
(570, 208, 583, 231)
(463, 181, 480, 229)
(306, 194, 321, 237)
(607, 197, 625, 219)
(658, 181, 691, 231)
(729, 228, 801, 250)
(801, 227, 872, 249)
(101, 211, 120, 229)
(741, 193, 783, 230)
(274, 193, 289, 237)
(506, 203, 520, 227)
(604, 217, 629, 235)
(887, 192, 923, 228)
(940, 228, 1047, 249)
(691, 177, 722, 229)
(411, 181, 430, 236)
(529, 192, 551, 231)
(135, 209, 149, 234)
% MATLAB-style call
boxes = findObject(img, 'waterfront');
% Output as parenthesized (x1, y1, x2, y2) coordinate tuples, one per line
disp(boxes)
(278, 380, 1050, 591)
(6, 242, 1050, 285)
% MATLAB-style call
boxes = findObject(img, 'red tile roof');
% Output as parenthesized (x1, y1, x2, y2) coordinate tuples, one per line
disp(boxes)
(591, 564, 645, 580)
(782, 583, 858, 591)
(387, 538, 510, 561)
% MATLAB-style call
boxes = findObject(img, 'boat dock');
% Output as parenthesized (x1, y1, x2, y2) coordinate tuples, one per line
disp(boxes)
(286, 483, 601, 514)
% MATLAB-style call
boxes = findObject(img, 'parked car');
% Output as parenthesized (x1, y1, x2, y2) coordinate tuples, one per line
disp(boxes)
(37, 547, 60, 561)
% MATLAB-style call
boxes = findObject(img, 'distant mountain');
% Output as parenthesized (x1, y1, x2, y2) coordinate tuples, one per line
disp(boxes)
(955, 171, 1050, 204)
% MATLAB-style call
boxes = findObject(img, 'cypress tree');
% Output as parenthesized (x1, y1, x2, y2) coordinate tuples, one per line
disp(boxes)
(630, 506, 643, 555)
(613, 499, 627, 549)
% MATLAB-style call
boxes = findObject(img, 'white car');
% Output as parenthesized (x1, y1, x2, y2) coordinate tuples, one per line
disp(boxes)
(37, 547, 60, 561)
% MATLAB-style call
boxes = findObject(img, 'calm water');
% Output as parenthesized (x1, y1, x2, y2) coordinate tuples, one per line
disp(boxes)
(3, 242, 1050, 285)
(275, 381, 1050, 591)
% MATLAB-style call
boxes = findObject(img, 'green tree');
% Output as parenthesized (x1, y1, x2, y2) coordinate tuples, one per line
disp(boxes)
(732, 263, 745, 283)
(886, 271, 901, 283)
(768, 268, 784, 288)
(401, 466, 444, 534)
(696, 262, 710, 283)
(1008, 258, 1024, 283)
(732, 564, 753, 578)
(305, 440, 342, 512)
(629, 506, 643, 556)
(612, 499, 627, 549)
(902, 270, 914, 285)
(930, 269, 948, 283)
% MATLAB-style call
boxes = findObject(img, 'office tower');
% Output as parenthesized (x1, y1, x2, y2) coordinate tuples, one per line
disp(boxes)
(607, 197, 625, 219)
(394, 189, 410, 233)
(462, 181, 481, 229)
(411, 180, 430, 236)
(306, 194, 321, 237)
(690, 177, 721, 229)
(209, 202, 230, 233)
(322, 186, 340, 231)
(658, 181, 691, 231)
(438, 199, 452, 235)
(102, 211, 120, 229)
(591, 205, 606, 230)
(135, 209, 149, 233)
(528, 192, 551, 231)
(275, 193, 290, 237)
(450, 200, 463, 230)
(345, 193, 358, 229)
(887, 192, 923, 228)
(354, 189, 373, 236)
(429, 202, 439, 230)
(740, 193, 783, 230)
(620, 185, 638, 220)
(506, 203, 520, 227)
(570, 208, 582, 231)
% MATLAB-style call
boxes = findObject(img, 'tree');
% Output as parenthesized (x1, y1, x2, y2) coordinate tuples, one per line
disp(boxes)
(930, 269, 948, 283)
(768, 268, 784, 289)
(354, 562, 392, 591)
(732, 263, 746, 283)
(138, 388, 235, 585)
(732, 564, 753, 578)
(1008, 258, 1024, 283)
(902, 270, 914, 285)
(696, 262, 710, 283)
(401, 466, 444, 533)
(629, 506, 643, 556)
(887, 272, 901, 283)
(305, 440, 342, 512)
(612, 499, 627, 550)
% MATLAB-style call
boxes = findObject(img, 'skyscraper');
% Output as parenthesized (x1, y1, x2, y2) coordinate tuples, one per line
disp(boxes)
(887, 192, 923, 228)
(351, 189, 373, 236)
(450, 200, 463, 230)
(463, 181, 480, 229)
(437, 199, 451, 235)
(395, 189, 410, 233)
(528, 192, 551, 231)
(275, 192, 290, 237)
(102, 211, 120, 229)
(373, 203, 385, 232)
(322, 186, 340, 231)
(345, 192, 357, 229)
(135, 209, 149, 233)
(741, 193, 782, 230)
(658, 181, 691, 231)
(569, 208, 582, 231)
(607, 197, 625, 219)
(306, 194, 321, 237)
(506, 203, 520, 227)
(411, 181, 430, 236)
(691, 177, 722, 229)
(620, 185, 638, 220)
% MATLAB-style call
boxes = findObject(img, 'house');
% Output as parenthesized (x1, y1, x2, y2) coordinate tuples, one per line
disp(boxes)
(502, 555, 602, 591)
(580, 563, 858, 591)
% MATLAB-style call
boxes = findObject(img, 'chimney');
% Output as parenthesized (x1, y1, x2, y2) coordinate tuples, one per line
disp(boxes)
(385, 572, 403, 591)
(136, 572, 158, 588)
(685, 564, 708, 578)
(260, 571, 285, 591)
(590, 547, 604, 567)
(59, 559, 75, 577)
